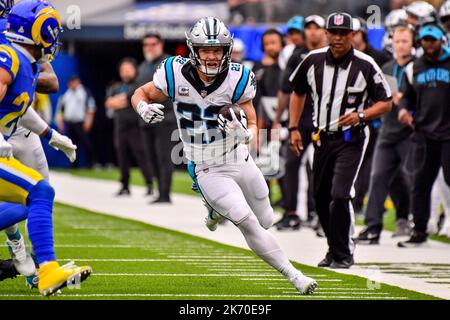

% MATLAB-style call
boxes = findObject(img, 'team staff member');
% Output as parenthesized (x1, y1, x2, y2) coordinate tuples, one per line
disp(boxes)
(273, 15, 327, 230)
(127, 33, 177, 203)
(288, 12, 392, 268)
(397, 23, 450, 247)
(105, 58, 154, 197)
(355, 25, 415, 244)
(252, 28, 286, 198)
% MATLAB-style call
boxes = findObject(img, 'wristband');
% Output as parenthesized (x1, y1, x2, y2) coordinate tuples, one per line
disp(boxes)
(288, 127, 298, 132)
(42, 127, 53, 140)
(137, 101, 147, 113)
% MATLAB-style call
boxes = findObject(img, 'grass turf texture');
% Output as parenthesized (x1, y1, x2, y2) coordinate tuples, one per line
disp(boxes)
(61, 168, 450, 244)
(0, 203, 438, 300)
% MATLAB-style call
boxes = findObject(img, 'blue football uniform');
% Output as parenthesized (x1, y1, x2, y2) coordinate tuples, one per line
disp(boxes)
(0, 42, 43, 205)
(0, 42, 40, 139)
(0, 18, 7, 44)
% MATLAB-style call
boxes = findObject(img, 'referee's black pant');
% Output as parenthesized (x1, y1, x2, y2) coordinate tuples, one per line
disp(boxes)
(313, 127, 368, 262)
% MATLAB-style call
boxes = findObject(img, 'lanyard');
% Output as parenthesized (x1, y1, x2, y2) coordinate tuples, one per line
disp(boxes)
(392, 63, 406, 88)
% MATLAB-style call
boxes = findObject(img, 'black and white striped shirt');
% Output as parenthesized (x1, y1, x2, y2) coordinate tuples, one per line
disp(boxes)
(289, 46, 392, 132)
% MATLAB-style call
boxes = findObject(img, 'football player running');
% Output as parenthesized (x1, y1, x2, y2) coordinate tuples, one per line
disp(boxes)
(0, 0, 92, 295)
(132, 17, 317, 295)
(0, 0, 76, 288)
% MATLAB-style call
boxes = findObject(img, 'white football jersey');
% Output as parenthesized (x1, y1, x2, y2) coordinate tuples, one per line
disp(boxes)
(153, 56, 256, 164)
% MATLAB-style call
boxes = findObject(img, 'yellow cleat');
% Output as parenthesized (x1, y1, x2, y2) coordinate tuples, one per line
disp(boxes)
(38, 261, 92, 296)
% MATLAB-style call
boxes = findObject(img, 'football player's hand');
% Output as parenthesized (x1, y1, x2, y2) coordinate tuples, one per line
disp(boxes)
(217, 108, 252, 144)
(137, 101, 165, 124)
(0, 135, 13, 159)
(49, 130, 77, 163)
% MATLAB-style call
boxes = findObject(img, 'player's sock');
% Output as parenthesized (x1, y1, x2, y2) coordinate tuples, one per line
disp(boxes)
(26, 180, 56, 264)
(0, 203, 29, 231)
(5, 225, 21, 241)
(237, 214, 301, 280)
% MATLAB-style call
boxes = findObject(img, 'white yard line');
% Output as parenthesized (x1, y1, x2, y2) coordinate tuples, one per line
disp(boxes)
(90, 273, 284, 277)
(0, 294, 408, 299)
(50, 172, 450, 299)
(58, 258, 261, 263)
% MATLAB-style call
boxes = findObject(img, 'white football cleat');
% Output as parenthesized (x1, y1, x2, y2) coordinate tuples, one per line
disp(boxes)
(203, 200, 222, 232)
(289, 273, 318, 295)
(6, 235, 37, 277)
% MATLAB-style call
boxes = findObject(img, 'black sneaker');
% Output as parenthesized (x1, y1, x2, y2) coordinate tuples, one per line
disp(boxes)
(276, 214, 301, 231)
(151, 197, 171, 204)
(116, 187, 130, 197)
(329, 256, 354, 269)
(317, 251, 333, 267)
(0, 259, 19, 282)
(274, 213, 288, 227)
(398, 231, 428, 248)
(353, 227, 380, 245)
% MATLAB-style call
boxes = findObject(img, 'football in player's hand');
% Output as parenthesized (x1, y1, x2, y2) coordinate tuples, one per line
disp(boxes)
(218, 104, 244, 122)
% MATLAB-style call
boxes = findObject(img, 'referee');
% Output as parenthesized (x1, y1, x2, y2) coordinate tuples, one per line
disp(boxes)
(288, 12, 392, 268)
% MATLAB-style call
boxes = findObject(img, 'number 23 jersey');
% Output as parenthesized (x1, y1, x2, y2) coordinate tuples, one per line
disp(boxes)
(0, 43, 40, 139)
(153, 56, 256, 164)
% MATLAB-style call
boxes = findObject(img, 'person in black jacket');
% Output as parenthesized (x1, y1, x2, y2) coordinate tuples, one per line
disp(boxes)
(354, 25, 415, 244)
(128, 33, 178, 203)
(105, 58, 153, 196)
(397, 23, 450, 247)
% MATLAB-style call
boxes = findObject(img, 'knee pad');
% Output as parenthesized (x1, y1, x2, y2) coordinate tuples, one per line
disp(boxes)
(227, 202, 252, 225)
(236, 212, 260, 232)
(27, 180, 55, 204)
(258, 208, 275, 230)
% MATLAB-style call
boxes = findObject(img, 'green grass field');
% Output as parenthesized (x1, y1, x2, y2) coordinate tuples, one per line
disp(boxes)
(0, 203, 438, 300)
(61, 168, 450, 244)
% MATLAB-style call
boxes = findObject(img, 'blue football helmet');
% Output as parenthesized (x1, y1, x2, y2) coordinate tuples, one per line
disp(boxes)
(5, 0, 62, 62)
(0, 0, 14, 19)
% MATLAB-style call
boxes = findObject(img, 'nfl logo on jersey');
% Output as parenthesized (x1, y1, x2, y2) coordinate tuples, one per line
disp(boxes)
(178, 86, 189, 96)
